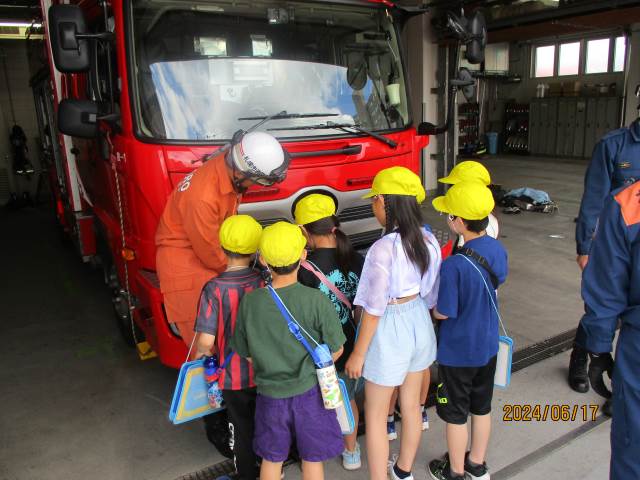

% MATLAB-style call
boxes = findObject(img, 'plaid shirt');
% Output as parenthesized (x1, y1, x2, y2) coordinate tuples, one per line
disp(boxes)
(195, 268, 263, 390)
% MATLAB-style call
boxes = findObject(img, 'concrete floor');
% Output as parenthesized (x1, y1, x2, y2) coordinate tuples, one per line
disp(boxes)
(0, 207, 217, 480)
(1, 154, 610, 480)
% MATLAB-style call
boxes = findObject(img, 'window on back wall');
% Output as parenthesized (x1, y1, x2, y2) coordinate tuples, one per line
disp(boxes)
(585, 38, 610, 74)
(613, 36, 626, 72)
(534, 45, 555, 77)
(558, 41, 580, 76)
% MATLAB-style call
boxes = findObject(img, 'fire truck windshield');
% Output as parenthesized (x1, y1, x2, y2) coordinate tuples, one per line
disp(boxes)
(130, 0, 410, 142)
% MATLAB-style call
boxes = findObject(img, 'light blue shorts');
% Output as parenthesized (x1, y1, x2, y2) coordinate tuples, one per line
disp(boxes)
(362, 297, 437, 387)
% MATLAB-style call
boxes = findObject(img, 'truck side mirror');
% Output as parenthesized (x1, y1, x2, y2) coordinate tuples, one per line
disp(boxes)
(417, 122, 439, 136)
(465, 11, 486, 65)
(49, 4, 90, 73)
(58, 99, 100, 138)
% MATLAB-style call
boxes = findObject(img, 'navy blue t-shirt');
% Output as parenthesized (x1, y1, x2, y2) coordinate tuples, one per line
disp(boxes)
(436, 235, 508, 367)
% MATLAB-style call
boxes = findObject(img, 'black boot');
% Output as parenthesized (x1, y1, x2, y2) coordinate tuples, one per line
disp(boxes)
(568, 344, 589, 393)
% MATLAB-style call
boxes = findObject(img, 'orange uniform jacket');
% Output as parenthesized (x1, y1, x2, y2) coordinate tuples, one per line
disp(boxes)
(155, 155, 240, 347)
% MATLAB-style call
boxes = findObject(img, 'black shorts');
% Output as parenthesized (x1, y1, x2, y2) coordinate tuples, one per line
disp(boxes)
(436, 355, 497, 425)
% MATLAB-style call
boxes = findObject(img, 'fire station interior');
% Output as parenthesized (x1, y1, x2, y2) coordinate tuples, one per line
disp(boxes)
(1, 1, 639, 479)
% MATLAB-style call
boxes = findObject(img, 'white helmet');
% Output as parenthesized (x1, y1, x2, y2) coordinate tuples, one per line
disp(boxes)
(229, 131, 289, 186)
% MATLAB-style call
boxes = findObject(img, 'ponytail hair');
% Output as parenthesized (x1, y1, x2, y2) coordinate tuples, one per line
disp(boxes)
(383, 194, 430, 275)
(303, 215, 355, 277)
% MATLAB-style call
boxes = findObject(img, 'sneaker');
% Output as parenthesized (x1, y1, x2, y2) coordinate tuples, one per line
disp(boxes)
(422, 409, 429, 430)
(342, 443, 362, 470)
(428, 454, 466, 480)
(387, 418, 398, 441)
(388, 455, 414, 480)
(464, 453, 490, 480)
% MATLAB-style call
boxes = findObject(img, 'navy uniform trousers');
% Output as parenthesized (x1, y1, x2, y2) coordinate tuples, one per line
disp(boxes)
(577, 180, 640, 479)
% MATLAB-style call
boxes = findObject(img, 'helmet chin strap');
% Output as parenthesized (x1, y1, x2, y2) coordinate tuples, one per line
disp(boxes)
(225, 152, 248, 194)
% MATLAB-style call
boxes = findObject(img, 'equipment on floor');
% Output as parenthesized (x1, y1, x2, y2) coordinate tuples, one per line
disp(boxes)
(9, 125, 34, 175)
(500, 187, 558, 214)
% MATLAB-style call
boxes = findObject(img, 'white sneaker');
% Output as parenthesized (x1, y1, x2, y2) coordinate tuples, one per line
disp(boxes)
(342, 442, 362, 470)
(422, 409, 429, 431)
(388, 455, 414, 480)
(387, 418, 398, 441)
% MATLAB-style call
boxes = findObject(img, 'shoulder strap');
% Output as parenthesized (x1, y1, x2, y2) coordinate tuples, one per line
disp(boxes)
(457, 247, 500, 290)
(455, 254, 508, 337)
(266, 285, 321, 366)
(301, 260, 352, 309)
(218, 350, 235, 372)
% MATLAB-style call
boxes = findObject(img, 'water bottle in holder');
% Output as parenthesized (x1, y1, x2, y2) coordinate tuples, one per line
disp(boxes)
(314, 344, 343, 410)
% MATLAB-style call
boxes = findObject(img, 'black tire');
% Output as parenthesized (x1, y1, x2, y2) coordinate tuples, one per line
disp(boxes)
(104, 261, 144, 348)
(94, 222, 145, 348)
(112, 286, 144, 348)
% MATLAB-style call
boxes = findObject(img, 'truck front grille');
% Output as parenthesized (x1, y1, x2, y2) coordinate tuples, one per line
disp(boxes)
(339, 204, 373, 223)
(257, 217, 289, 227)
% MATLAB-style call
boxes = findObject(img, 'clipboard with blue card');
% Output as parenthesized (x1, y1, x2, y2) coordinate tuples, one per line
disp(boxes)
(169, 336, 228, 425)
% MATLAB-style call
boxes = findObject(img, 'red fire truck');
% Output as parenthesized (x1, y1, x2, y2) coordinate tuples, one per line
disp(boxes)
(35, 0, 447, 369)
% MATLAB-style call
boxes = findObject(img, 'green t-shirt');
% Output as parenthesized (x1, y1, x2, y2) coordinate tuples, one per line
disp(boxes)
(230, 282, 346, 398)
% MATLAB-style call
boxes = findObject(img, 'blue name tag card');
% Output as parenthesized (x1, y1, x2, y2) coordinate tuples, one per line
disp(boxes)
(169, 359, 224, 424)
(494, 335, 513, 389)
(336, 378, 355, 435)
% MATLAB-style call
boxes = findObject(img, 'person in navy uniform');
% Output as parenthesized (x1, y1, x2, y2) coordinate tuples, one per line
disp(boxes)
(570, 86, 640, 393)
(577, 179, 640, 479)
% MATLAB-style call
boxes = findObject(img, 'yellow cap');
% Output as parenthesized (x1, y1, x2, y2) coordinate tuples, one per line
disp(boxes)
(259, 221, 307, 267)
(294, 194, 336, 226)
(362, 166, 426, 203)
(439, 161, 491, 186)
(219, 215, 263, 254)
(432, 181, 495, 220)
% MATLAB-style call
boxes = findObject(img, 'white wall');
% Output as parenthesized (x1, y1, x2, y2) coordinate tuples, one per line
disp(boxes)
(404, 12, 440, 193)
(0, 40, 41, 198)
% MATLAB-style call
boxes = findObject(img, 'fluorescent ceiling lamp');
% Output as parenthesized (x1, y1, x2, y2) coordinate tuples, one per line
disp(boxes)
(0, 22, 42, 28)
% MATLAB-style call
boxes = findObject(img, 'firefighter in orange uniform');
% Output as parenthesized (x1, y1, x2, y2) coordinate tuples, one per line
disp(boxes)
(155, 132, 289, 349)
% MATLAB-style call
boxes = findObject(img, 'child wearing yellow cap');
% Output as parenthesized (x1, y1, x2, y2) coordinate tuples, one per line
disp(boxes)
(294, 193, 365, 470)
(230, 221, 346, 480)
(428, 181, 508, 480)
(439, 161, 499, 248)
(193, 214, 263, 480)
(345, 166, 442, 480)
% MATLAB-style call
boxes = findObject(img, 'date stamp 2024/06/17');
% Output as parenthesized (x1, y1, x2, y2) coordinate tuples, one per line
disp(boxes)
(503, 404, 599, 422)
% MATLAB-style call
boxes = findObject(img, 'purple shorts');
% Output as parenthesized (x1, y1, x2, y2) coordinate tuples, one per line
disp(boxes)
(253, 385, 344, 463)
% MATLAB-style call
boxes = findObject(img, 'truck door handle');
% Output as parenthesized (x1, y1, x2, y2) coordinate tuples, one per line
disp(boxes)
(290, 145, 362, 158)
(347, 176, 374, 187)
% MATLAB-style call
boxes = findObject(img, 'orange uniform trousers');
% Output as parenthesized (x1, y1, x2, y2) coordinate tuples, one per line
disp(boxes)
(156, 246, 218, 350)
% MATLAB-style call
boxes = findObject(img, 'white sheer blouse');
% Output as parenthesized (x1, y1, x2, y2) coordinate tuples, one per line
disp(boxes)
(354, 227, 442, 316)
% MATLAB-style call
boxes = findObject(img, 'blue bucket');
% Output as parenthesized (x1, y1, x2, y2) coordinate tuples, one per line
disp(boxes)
(486, 132, 499, 155)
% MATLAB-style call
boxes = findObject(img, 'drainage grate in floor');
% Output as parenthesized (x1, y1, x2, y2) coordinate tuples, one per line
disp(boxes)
(511, 328, 576, 373)
(174, 459, 234, 480)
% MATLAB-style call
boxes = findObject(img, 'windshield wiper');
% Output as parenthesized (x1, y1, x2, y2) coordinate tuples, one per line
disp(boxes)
(238, 112, 341, 121)
(269, 121, 398, 149)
